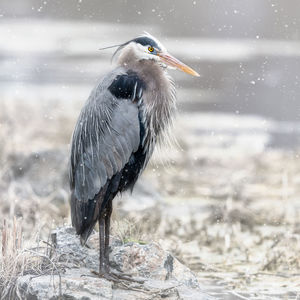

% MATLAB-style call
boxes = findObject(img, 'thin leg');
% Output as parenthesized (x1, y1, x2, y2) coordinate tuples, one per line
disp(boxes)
(95, 201, 144, 284)
(104, 200, 112, 268)
(98, 217, 106, 275)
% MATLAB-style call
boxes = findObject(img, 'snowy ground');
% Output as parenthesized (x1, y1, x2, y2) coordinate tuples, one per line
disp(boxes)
(0, 97, 299, 299)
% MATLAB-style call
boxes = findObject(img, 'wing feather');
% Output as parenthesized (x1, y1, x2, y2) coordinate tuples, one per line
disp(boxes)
(70, 89, 140, 202)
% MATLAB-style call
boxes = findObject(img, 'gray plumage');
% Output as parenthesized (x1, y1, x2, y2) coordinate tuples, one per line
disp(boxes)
(69, 33, 198, 279)
(70, 68, 142, 202)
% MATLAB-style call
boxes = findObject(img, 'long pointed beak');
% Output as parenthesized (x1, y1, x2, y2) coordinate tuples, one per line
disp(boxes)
(157, 52, 200, 77)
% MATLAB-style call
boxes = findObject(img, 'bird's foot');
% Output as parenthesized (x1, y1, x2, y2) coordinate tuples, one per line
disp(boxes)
(110, 269, 145, 283)
(91, 269, 144, 284)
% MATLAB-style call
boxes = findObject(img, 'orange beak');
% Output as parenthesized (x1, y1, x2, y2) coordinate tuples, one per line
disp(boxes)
(157, 52, 200, 77)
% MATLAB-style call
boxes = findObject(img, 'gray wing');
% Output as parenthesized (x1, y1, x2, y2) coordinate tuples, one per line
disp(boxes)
(69, 88, 140, 202)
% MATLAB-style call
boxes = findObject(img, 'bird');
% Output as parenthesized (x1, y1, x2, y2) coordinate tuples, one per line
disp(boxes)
(69, 33, 199, 281)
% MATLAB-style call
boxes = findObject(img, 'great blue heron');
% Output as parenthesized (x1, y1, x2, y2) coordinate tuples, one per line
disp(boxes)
(69, 33, 199, 280)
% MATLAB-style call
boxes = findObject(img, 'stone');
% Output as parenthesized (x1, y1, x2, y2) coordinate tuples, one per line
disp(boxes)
(15, 226, 214, 300)
(110, 242, 199, 288)
(2, 149, 69, 199)
(17, 271, 113, 300)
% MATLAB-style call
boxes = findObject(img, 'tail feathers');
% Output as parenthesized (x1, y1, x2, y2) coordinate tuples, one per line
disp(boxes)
(70, 188, 106, 245)
(70, 176, 121, 245)
(79, 227, 95, 246)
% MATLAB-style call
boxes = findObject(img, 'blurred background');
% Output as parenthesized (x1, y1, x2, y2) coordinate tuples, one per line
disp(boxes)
(0, 0, 300, 298)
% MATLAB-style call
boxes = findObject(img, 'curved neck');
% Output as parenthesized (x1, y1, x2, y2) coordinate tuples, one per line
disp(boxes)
(116, 44, 177, 143)
(117, 44, 165, 90)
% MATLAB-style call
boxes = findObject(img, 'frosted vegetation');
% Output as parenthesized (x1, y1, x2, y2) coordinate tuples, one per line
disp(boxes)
(0, 1, 300, 298)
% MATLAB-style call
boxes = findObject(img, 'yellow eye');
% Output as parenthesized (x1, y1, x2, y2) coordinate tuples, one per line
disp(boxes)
(148, 46, 154, 52)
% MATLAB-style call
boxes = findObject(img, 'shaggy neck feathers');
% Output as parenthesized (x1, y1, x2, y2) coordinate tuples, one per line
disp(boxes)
(116, 45, 177, 146)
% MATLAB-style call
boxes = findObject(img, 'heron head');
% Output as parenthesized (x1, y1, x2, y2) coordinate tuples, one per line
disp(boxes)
(106, 33, 199, 77)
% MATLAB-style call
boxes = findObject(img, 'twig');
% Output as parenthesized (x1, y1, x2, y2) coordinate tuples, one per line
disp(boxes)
(23, 249, 62, 297)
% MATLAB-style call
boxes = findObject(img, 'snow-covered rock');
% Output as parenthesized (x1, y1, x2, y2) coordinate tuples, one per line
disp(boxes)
(15, 226, 214, 300)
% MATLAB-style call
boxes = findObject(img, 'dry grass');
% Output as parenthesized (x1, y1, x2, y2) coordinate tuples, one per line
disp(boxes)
(0, 99, 72, 299)
(0, 218, 38, 299)
(0, 218, 67, 299)
(112, 218, 149, 245)
(0, 99, 71, 239)
(0, 218, 23, 295)
(0, 98, 299, 297)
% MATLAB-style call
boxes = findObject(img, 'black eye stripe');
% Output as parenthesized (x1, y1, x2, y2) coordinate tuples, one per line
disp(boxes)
(132, 36, 160, 50)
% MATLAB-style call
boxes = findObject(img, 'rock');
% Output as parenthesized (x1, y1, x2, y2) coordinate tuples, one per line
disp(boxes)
(17, 271, 113, 300)
(110, 242, 199, 288)
(15, 226, 214, 300)
(2, 149, 69, 199)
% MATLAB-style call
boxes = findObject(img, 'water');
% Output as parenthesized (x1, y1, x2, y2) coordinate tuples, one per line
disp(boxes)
(1, 0, 300, 151)
(1, 2, 300, 298)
